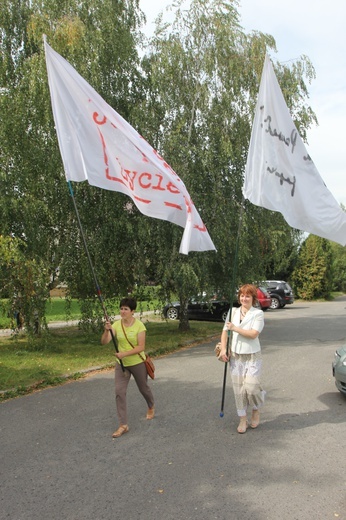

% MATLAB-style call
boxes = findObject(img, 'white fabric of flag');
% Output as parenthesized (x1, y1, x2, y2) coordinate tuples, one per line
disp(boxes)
(243, 54, 346, 246)
(44, 39, 216, 254)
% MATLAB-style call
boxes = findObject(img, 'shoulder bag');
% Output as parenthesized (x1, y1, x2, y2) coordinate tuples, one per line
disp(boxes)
(121, 320, 155, 379)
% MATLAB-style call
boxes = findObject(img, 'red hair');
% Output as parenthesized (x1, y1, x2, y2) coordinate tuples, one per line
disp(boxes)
(237, 284, 258, 306)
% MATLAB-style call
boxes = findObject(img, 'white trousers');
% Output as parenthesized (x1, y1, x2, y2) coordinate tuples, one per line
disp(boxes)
(230, 352, 266, 417)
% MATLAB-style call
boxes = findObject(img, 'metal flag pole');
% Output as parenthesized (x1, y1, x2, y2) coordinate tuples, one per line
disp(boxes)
(67, 181, 125, 372)
(219, 197, 245, 417)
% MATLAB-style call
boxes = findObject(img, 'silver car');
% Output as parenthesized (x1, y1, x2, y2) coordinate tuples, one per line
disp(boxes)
(332, 345, 346, 395)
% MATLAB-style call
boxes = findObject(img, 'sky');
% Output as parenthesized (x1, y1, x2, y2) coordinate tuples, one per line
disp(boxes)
(139, 0, 346, 206)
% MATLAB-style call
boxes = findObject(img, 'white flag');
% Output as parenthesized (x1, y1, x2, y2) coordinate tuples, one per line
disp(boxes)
(243, 54, 346, 246)
(44, 39, 216, 254)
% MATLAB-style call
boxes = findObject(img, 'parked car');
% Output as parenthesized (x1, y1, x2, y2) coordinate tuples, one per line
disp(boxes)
(256, 286, 271, 311)
(263, 280, 294, 309)
(163, 297, 230, 322)
(163, 286, 271, 321)
(233, 286, 271, 311)
(332, 345, 346, 395)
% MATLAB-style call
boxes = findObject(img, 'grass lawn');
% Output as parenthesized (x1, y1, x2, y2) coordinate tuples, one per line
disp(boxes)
(45, 298, 82, 322)
(0, 316, 221, 401)
(0, 297, 163, 328)
(0, 297, 83, 328)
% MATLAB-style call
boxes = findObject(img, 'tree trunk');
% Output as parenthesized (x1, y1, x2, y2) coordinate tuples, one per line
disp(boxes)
(178, 299, 190, 332)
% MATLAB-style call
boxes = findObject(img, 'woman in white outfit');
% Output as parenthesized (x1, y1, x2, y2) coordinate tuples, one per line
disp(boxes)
(219, 284, 265, 434)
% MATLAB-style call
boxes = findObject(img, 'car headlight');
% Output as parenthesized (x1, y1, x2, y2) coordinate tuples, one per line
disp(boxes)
(335, 350, 341, 360)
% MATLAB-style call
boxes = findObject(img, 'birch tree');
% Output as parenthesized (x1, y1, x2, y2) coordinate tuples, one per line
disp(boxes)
(142, 0, 314, 329)
(0, 0, 148, 329)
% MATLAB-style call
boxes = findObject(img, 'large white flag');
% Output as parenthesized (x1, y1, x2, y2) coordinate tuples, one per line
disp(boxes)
(44, 39, 216, 254)
(243, 54, 346, 246)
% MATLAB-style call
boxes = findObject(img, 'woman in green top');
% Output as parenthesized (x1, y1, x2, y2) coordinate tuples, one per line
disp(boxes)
(101, 297, 155, 438)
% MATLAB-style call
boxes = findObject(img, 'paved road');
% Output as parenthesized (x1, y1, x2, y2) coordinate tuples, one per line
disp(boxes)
(1, 299, 346, 520)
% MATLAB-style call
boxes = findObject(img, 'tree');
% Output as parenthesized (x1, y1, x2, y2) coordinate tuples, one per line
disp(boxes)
(291, 235, 333, 300)
(141, 0, 313, 328)
(0, 0, 151, 328)
(330, 242, 346, 293)
(0, 0, 318, 333)
(328, 203, 346, 293)
(0, 235, 50, 335)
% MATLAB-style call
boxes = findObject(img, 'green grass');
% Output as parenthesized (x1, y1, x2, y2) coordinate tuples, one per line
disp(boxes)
(0, 297, 83, 328)
(0, 317, 221, 401)
(0, 303, 13, 328)
(45, 298, 82, 322)
(0, 297, 163, 328)
(44, 297, 163, 322)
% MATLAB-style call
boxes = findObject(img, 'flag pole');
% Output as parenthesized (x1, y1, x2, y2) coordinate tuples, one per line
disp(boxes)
(219, 197, 245, 417)
(67, 181, 125, 372)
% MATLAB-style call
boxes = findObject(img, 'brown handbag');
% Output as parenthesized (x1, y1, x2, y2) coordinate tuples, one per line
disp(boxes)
(214, 342, 223, 360)
(142, 355, 155, 380)
(121, 320, 155, 379)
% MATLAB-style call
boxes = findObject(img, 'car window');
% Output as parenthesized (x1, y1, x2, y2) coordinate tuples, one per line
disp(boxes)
(266, 283, 277, 289)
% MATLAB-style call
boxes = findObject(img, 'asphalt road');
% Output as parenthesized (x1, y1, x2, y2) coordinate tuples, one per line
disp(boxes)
(1, 298, 346, 520)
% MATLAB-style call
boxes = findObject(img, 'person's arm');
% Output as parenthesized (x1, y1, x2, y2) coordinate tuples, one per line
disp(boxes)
(101, 320, 113, 345)
(116, 331, 146, 359)
(219, 328, 230, 362)
(226, 322, 260, 339)
(225, 310, 263, 339)
(218, 307, 233, 361)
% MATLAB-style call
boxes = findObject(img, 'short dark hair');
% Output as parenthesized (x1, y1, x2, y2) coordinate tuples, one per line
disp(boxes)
(120, 297, 137, 311)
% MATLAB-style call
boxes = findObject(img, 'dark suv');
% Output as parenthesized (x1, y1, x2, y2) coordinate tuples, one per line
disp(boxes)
(263, 280, 294, 309)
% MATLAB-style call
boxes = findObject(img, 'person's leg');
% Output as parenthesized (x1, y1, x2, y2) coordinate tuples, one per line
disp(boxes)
(230, 355, 248, 433)
(130, 362, 155, 418)
(113, 363, 131, 437)
(243, 353, 265, 428)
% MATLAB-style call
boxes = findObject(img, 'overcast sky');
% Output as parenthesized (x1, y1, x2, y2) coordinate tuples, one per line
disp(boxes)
(140, 0, 346, 206)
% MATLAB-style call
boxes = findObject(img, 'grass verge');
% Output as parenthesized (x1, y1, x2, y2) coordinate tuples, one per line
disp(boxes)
(0, 316, 221, 401)
(0, 297, 163, 328)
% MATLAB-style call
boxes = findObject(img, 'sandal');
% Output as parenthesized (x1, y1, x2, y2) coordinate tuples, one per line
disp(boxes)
(237, 419, 248, 434)
(112, 424, 129, 438)
(146, 407, 155, 420)
(250, 410, 260, 429)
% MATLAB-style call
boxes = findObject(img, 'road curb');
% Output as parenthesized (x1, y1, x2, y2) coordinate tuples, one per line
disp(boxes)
(0, 332, 219, 400)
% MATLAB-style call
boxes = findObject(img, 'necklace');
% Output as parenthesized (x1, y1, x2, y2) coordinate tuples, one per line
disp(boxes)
(240, 308, 247, 318)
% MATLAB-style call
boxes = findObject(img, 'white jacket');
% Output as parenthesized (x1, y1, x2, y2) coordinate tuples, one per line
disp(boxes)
(223, 306, 264, 354)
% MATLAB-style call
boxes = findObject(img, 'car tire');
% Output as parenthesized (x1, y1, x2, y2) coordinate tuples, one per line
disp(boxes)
(166, 307, 179, 320)
(221, 310, 228, 322)
(270, 297, 281, 310)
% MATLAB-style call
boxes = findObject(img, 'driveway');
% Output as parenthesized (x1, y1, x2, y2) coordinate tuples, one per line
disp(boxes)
(1, 298, 345, 520)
